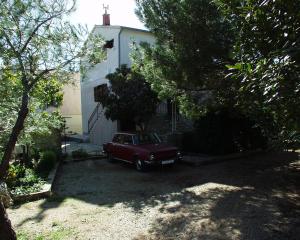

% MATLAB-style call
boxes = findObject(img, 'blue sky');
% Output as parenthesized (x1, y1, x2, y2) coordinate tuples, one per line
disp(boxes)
(69, 0, 146, 30)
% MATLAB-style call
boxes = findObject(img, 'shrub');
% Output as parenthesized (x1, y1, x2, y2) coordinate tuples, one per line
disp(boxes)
(71, 149, 89, 159)
(36, 150, 57, 174)
(30, 147, 41, 162)
(6, 164, 26, 187)
(10, 180, 45, 196)
(19, 168, 41, 186)
(32, 129, 62, 154)
(182, 107, 267, 155)
(6, 164, 45, 196)
(61, 152, 69, 159)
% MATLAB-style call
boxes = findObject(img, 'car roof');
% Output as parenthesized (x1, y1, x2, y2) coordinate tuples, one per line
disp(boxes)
(115, 132, 156, 136)
(115, 132, 136, 136)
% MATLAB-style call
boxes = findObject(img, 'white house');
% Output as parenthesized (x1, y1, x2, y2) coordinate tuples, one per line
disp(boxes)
(81, 12, 156, 146)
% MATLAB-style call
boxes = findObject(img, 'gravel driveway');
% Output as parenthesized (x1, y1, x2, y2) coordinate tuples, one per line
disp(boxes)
(8, 152, 300, 240)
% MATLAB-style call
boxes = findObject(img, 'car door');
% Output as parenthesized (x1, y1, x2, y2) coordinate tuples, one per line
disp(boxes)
(111, 134, 123, 159)
(121, 134, 135, 162)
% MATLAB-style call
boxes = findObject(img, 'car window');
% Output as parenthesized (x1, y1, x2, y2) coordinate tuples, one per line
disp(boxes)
(123, 135, 133, 145)
(113, 134, 123, 143)
(133, 133, 161, 144)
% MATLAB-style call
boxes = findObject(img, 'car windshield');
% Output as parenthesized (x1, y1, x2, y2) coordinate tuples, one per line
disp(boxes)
(133, 133, 161, 145)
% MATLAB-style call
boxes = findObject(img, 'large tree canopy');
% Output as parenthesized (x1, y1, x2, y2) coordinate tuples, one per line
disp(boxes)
(134, 0, 300, 142)
(0, 0, 104, 178)
(216, 0, 300, 138)
(0, 0, 105, 238)
(134, 0, 234, 117)
(99, 65, 158, 131)
(0, 70, 64, 161)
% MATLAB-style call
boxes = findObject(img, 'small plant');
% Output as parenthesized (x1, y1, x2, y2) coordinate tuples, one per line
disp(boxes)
(6, 164, 45, 196)
(36, 150, 57, 174)
(71, 148, 89, 159)
(6, 164, 26, 187)
(10, 181, 45, 196)
(19, 168, 41, 186)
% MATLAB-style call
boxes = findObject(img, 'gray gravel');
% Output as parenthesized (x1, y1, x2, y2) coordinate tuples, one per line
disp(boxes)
(8, 152, 300, 240)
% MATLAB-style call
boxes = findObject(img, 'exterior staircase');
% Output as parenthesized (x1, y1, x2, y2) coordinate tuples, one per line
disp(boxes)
(88, 103, 103, 134)
(87, 103, 117, 146)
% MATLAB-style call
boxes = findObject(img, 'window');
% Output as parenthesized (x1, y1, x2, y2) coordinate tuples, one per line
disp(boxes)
(123, 135, 133, 145)
(103, 39, 114, 49)
(113, 134, 123, 143)
(133, 133, 161, 145)
(94, 84, 108, 102)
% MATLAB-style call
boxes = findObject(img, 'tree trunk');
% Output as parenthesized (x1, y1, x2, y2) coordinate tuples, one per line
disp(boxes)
(0, 201, 17, 240)
(0, 91, 29, 239)
(0, 92, 29, 180)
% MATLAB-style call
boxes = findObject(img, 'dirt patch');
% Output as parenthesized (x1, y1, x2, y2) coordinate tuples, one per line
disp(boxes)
(8, 152, 300, 240)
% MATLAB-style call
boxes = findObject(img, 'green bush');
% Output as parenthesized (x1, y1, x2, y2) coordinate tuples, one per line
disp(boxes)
(30, 147, 41, 162)
(182, 107, 267, 155)
(36, 150, 57, 174)
(61, 152, 69, 159)
(71, 149, 89, 159)
(10, 180, 45, 196)
(19, 168, 41, 186)
(6, 164, 26, 187)
(6, 164, 45, 196)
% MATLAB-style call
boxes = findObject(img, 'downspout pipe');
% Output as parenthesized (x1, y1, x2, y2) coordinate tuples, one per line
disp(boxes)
(118, 27, 123, 68)
(117, 27, 123, 131)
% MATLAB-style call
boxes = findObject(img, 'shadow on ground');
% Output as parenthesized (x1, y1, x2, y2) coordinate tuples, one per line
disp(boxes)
(13, 151, 300, 240)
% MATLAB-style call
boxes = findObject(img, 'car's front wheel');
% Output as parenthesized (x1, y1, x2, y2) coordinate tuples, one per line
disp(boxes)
(135, 159, 146, 172)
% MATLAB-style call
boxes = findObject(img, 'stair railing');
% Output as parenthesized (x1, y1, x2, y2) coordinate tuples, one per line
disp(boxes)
(88, 103, 102, 133)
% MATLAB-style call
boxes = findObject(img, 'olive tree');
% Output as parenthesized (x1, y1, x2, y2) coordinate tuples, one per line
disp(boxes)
(0, 0, 104, 238)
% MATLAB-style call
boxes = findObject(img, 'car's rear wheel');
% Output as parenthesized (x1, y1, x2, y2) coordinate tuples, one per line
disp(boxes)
(135, 159, 146, 172)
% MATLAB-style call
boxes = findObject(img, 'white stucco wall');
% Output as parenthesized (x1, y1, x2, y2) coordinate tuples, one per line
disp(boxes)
(60, 73, 82, 134)
(120, 28, 155, 67)
(81, 26, 120, 138)
(83, 26, 121, 82)
(81, 25, 155, 146)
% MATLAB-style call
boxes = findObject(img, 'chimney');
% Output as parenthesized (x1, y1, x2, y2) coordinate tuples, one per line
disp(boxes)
(103, 4, 110, 26)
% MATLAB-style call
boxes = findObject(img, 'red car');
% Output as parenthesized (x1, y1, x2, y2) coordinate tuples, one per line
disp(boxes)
(103, 132, 182, 171)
